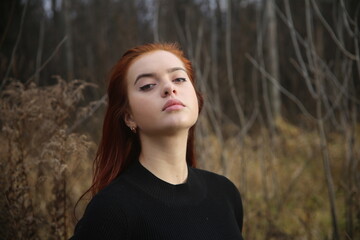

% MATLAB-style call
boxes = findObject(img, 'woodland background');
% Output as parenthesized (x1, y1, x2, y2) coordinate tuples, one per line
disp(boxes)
(1, 0, 360, 239)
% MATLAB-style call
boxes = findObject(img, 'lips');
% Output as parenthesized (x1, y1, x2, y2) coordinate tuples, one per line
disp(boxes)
(162, 99, 185, 111)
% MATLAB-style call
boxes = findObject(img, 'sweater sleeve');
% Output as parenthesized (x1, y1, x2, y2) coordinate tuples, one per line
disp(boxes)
(69, 194, 128, 240)
(225, 177, 244, 237)
(233, 185, 244, 234)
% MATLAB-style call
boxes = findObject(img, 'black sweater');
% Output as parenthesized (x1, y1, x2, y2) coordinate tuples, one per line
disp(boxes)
(70, 160, 244, 240)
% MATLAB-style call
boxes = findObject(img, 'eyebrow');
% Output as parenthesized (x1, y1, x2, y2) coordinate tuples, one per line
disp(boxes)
(167, 67, 186, 73)
(134, 67, 186, 85)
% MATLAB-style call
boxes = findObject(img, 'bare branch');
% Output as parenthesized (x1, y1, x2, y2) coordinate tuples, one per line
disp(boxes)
(311, 0, 358, 61)
(67, 94, 107, 134)
(26, 36, 68, 85)
(282, 0, 318, 98)
(246, 54, 316, 120)
(35, 18, 45, 85)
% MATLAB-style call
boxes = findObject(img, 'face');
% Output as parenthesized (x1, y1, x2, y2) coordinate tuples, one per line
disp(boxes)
(125, 50, 199, 136)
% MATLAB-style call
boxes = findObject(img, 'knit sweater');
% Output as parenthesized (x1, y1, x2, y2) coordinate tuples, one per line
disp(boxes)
(70, 160, 244, 240)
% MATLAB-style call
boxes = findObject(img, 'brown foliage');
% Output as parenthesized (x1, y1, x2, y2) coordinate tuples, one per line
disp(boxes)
(0, 77, 96, 240)
(197, 117, 360, 240)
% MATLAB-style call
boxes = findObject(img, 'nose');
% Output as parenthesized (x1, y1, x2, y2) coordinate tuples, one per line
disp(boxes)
(161, 82, 176, 97)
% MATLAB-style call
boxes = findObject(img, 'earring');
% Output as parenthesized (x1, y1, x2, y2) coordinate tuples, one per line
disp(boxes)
(130, 126, 137, 133)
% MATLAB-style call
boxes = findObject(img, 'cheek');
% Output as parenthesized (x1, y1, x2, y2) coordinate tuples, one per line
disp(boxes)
(189, 87, 199, 111)
(128, 94, 155, 122)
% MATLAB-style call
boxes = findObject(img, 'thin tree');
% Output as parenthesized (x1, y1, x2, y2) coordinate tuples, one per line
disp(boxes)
(63, 0, 74, 80)
(265, 0, 281, 123)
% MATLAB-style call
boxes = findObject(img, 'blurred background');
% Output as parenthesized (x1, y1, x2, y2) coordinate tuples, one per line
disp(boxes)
(1, 0, 359, 239)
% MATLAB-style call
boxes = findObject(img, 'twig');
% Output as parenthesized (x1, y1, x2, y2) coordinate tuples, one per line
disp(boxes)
(311, 0, 358, 61)
(66, 94, 107, 134)
(35, 17, 45, 85)
(246, 54, 316, 121)
(237, 107, 258, 140)
(277, 1, 360, 104)
(339, 0, 356, 37)
(26, 36, 68, 85)
(282, 0, 318, 98)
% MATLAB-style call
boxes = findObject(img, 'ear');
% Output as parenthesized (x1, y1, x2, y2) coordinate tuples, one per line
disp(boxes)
(124, 111, 136, 128)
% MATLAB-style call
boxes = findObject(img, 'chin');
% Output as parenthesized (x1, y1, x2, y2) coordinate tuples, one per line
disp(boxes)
(145, 122, 195, 135)
(163, 123, 193, 131)
(140, 116, 198, 135)
(166, 118, 197, 129)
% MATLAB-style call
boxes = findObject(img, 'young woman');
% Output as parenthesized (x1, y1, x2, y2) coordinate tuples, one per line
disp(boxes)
(70, 43, 244, 240)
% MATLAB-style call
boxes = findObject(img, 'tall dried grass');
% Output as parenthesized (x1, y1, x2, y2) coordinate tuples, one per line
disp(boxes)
(197, 117, 360, 239)
(0, 77, 96, 240)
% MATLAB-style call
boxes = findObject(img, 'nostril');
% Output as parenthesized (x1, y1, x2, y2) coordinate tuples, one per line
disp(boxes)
(162, 85, 175, 97)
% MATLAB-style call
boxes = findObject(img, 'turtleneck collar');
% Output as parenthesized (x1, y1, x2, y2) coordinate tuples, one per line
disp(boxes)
(121, 160, 207, 207)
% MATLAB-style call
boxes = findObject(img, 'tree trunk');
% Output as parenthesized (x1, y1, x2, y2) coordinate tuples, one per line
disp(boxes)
(266, 0, 281, 122)
(210, 0, 220, 117)
(225, 0, 245, 128)
(35, 17, 45, 85)
(63, 0, 74, 80)
(153, 0, 160, 42)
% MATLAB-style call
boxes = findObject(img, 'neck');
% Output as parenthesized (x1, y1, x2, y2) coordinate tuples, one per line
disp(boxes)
(139, 130, 189, 185)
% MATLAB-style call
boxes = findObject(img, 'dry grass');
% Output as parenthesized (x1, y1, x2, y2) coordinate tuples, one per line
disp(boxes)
(0, 77, 96, 240)
(197, 117, 360, 240)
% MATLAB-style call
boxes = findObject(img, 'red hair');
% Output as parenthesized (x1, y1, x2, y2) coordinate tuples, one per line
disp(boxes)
(90, 43, 203, 196)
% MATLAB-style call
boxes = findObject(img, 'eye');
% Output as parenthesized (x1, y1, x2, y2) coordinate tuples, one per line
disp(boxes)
(173, 78, 186, 83)
(139, 84, 156, 91)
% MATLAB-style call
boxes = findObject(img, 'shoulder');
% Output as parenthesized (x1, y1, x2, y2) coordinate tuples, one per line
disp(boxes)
(82, 186, 128, 225)
(192, 167, 244, 231)
(192, 167, 239, 192)
(192, 167, 243, 211)
(88, 173, 140, 212)
(71, 176, 134, 239)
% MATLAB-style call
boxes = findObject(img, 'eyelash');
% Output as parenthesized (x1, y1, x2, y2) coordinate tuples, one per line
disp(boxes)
(139, 78, 186, 91)
(173, 78, 186, 83)
(139, 84, 156, 91)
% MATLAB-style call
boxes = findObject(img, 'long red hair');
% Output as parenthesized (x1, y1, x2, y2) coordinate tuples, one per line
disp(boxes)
(90, 43, 203, 196)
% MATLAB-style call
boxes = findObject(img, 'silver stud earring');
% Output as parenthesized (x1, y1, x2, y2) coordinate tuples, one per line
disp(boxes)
(130, 126, 137, 133)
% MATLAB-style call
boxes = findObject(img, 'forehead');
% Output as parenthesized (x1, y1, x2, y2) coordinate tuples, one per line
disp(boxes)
(127, 50, 185, 80)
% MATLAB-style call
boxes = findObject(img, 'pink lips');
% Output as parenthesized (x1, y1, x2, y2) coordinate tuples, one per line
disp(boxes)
(162, 99, 185, 111)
